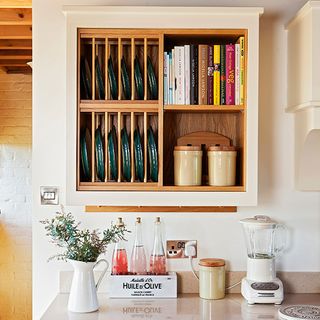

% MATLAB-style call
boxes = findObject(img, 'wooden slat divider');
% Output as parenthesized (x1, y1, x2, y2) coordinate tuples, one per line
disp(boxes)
(91, 38, 95, 100)
(158, 35, 164, 186)
(91, 112, 95, 182)
(130, 112, 135, 182)
(82, 39, 159, 46)
(117, 111, 122, 182)
(104, 111, 109, 182)
(131, 37, 135, 100)
(143, 37, 147, 100)
(143, 112, 148, 182)
(105, 37, 109, 101)
(118, 38, 122, 100)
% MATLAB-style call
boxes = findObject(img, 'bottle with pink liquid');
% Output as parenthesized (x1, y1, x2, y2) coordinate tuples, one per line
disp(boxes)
(130, 217, 147, 275)
(111, 217, 128, 275)
(150, 217, 167, 275)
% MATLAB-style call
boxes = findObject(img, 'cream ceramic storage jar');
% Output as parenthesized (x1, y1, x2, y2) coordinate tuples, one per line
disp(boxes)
(174, 146, 202, 186)
(207, 146, 237, 186)
(199, 258, 225, 300)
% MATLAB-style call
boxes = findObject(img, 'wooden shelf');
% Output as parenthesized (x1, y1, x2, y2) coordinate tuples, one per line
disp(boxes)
(85, 205, 237, 212)
(79, 182, 159, 191)
(164, 105, 245, 112)
(79, 182, 245, 192)
(80, 101, 159, 113)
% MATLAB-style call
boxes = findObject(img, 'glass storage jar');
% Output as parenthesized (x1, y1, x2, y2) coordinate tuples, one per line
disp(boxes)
(174, 146, 202, 186)
(199, 258, 225, 300)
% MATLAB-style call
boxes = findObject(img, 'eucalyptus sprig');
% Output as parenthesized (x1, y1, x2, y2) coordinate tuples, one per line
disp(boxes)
(41, 210, 129, 262)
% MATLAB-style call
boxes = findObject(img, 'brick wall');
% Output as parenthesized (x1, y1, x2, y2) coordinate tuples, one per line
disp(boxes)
(0, 70, 32, 320)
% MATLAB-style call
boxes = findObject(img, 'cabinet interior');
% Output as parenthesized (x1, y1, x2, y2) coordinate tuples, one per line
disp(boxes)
(77, 28, 247, 192)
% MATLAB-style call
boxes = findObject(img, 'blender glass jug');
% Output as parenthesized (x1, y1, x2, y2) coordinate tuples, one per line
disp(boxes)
(240, 215, 286, 259)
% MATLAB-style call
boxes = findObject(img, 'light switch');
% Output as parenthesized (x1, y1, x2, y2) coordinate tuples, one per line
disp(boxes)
(40, 186, 59, 205)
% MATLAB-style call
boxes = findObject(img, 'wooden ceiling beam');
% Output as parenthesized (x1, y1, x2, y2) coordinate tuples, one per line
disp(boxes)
(0, 1, 31, 8)
(0, 55, 31, 60)
(0, 25, 32, 39)
(0, 49, 32, 55)
(0, 8, 31, 25)
(0, 59, 30, 66)
(5, 66, 31, 74)
(0, 39, 32, 49)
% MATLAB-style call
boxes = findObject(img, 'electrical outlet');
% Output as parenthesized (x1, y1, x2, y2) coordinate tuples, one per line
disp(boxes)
(166, 240, 197, 259)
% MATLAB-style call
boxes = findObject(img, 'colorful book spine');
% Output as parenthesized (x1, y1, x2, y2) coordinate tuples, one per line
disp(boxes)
(207, 45, 213, 105)
(213, 45, 220, 105)
(220, 45, 226, 105)
(198, 45, 208, 105)
(168, 52, 173, 104)
(235, 43, 240, 105)
(171, 49, 175, 104)
(174, 46, 185, 104)
(184, 45, 190, 105)
(239, 36, 245, 105)
(190, 44, 198, 105)
(226, 44, 235, 105)
(164, 52, 168, 105)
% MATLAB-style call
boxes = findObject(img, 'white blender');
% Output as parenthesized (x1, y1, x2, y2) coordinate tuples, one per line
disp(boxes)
(240, 215, 286, 305)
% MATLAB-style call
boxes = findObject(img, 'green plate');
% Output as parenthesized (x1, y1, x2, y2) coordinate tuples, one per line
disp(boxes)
(108, 57, 118, 100)
(121, 127, 131, 182)
(121, 57, 131, 100)
(95, 57, 105, 100)
(134, 56, 144, 100)
(134, 127, 144, 181)
(147, 127, 158, 182)
(147, 56, 158, 100)
(80, 128, 91, 181)
(80, 57, 92, 99)
(108, 125, 118, 180)
(95, 126, 105, 181)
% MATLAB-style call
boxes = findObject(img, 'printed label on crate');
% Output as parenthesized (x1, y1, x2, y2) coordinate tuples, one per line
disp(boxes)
(108, 272, 177, 298)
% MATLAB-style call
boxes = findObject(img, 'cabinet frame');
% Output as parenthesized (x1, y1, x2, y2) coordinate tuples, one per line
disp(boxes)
(64, 6, 263, 206)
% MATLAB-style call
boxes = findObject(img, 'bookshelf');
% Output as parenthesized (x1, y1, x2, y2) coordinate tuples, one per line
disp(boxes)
(64, 6, 263, 206)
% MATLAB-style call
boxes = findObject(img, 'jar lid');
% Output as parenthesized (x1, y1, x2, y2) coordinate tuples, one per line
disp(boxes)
(208, 145, 236, 151)
(240, 215, 277, 227)
(199, 258, 225, 267)
(174, 145, 202, 151)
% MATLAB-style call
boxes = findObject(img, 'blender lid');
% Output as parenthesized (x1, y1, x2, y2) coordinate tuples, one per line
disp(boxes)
(240, 215, 277, 226)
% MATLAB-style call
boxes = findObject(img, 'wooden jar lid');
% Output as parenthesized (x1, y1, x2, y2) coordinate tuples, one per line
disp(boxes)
(208, 146, 236, 152)
(199, 258, 225, 267)
(174, 145, 202, 151)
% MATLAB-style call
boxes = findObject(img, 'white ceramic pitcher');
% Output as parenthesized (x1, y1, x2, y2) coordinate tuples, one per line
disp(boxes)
(68, 259, 109, 313)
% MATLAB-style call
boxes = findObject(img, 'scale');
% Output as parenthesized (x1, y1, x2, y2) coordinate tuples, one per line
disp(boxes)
(240, 215, 286, 305)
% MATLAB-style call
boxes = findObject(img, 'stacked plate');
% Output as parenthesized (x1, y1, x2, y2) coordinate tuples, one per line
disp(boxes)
(147, 126, 158, 182)
(80, 127, 105, 182)
(80, 125, 158, 183)
(81, 54, 158, 100)
(134, 127, 144, 181)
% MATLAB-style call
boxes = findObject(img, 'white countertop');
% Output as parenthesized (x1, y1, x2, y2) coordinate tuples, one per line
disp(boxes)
(41, 293, 320, 319)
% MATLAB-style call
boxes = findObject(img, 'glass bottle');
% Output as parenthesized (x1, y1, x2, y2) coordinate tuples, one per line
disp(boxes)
(150, 217, 167, 275)
(130, 217, 147, 275)
(111, 217, 128, 275)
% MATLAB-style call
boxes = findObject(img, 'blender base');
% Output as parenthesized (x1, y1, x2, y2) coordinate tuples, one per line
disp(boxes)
(241, 277, 284, 305)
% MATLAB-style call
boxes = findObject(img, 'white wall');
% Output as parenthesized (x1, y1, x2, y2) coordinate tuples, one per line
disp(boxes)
(33, 1, 320, 319)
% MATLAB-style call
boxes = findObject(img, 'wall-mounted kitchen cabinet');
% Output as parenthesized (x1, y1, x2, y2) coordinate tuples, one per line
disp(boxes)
(64, 6, 263, 207)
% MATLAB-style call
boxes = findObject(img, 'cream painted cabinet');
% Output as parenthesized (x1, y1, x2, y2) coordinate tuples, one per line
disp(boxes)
(286, 1, 320, 191)
(64, 6, 263, 207)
